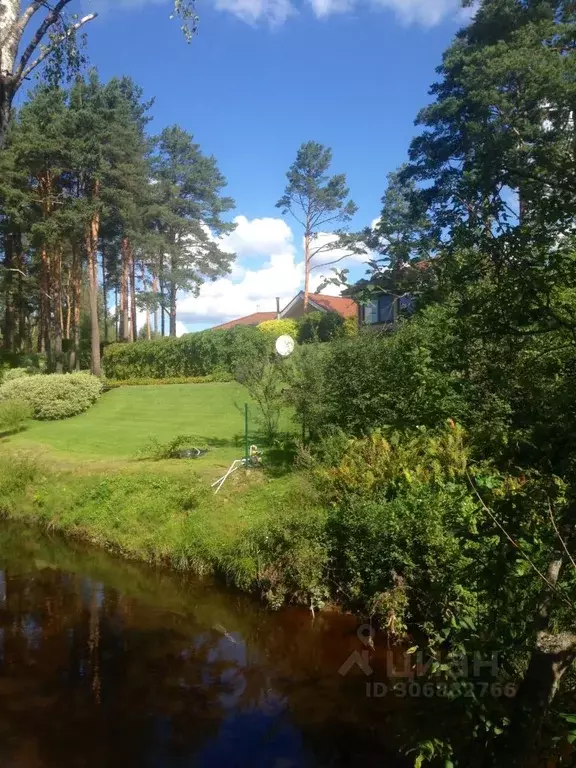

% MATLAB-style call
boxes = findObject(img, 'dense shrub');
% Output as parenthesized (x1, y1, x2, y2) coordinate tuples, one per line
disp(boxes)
(0, 351, 46, 372)
(343, 315, 358, 337)
(103, 326, 273, 381)
(282, 343, 331, 442)
(1, 367, 30, 383)
(0, 399, 33, 434)
(0, 372, 103, 420)
(316, 425, 479, 630)
(257, 318, 298, 339)
(320, 306, 464, 435)
(297, 311, 345, 343)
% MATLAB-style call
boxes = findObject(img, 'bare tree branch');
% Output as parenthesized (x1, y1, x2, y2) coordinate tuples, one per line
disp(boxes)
(14, 0, 72, 81)
(18, 2, 44, 36)
(548, 501, 576, 572)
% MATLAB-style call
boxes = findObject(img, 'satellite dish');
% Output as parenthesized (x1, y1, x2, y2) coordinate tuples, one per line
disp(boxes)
(275, 335, 295, 357)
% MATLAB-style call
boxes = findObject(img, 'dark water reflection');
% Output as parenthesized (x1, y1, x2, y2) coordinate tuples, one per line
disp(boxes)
(0, 524, 413, 768)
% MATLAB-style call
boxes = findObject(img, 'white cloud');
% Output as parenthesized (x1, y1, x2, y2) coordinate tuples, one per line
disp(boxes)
(369, 0, 462, 26)
(309, 0, 353, 17)
(174, 218, 370, 328)
(87, 0, 471, 26)
(176, 215, 301, 325)
(220, 0, 465, 25)
(220, 215, 295, 258)
(308, 232, 368, 270)
(178, 251, 304, 326)
(214, 0, 295, 24)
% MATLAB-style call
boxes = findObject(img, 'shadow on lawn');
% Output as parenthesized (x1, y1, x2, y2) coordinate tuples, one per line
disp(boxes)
(0, 426, 29, 440)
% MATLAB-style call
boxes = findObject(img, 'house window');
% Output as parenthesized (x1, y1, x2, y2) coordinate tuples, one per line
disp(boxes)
(378, 294, 395, 324)
(399, 295, 414, 313)
(363, 301, 378, 325)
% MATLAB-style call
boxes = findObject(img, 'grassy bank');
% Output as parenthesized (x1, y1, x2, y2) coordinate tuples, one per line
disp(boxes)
(0, 381, 325, 608)
(0, 451, 327, 608)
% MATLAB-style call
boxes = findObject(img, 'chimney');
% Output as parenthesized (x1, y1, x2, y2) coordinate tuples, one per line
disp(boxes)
(276, 297, 281, 319)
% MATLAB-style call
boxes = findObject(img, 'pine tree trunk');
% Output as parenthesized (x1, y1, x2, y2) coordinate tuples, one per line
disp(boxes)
(169, 281, 177, 337)
(114, 287, 119, 341)
(129, 243, 137, 342)
(102, 256, 108, 344)
(65, 270, 72, 342)
(153, 274, 159, 335)
(39, 247, 51, 358)
(304, 227, 311, 312)
(141, 262, 150, 340)
(159, 251, 165, 337)
(2, 230, 15, 352)
(69, 243, 81, 371)
(16, 245, 26, 353)
(52, 248, 64, 373)
(86, 189, 101, 377)
(120, 237, 129, 342)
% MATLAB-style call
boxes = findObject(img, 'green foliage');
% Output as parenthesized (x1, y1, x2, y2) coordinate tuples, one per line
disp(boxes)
(297, 311, 345, 343)
(282, 343, 331, 442)
(0, 455, 39, 512)
(235, 355, 285, 442)
(318, 426, 480, 632)
(1, 368, 31, 383)
(149, 125, 235, 335)
(102, 326, 273, 380)
(277, 141, 357, 227)
(0, 399, 32, 434)
(257, 318, 298, 339)
(319, 306, 464, 436)
(343, 315, 358, 337)
(137, 434, 209, 460)
(230, 501, 329, 610)
(0, 372, 103, 420)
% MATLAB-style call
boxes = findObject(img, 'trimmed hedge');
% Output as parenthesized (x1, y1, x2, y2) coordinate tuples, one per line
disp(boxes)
(103, 326, 274, 381)
(0, 372, 103, 420)
(104, 376, 220, 389)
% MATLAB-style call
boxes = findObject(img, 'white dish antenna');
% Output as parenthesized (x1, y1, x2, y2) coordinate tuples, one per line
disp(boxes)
(275, 335, 295, 357)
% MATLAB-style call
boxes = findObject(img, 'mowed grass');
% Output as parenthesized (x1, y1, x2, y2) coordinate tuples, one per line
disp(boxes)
(6, 382, 259, 468)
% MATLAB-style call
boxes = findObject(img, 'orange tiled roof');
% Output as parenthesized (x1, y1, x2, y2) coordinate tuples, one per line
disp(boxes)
(211, 312, 277, 331)
(308, 293, 358, 319)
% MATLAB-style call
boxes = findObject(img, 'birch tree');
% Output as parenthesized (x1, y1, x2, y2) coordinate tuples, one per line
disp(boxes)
(0, 0, 198, 147)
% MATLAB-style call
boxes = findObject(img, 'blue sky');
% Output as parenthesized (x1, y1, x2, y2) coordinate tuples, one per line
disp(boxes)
(50, 0, 469, 330)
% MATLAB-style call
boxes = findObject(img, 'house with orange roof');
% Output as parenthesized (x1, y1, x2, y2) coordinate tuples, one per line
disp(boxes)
(210, 291, 359, 331)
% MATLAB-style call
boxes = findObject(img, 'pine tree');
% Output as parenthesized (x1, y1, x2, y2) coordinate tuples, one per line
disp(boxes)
(150, 126, 235, 337)
(277, 141, 356, 309)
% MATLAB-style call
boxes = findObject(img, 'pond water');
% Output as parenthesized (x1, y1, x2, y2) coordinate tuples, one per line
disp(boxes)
(0, 524, 419, 768)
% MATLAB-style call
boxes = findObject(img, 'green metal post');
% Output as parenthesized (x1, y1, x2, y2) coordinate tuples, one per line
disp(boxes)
(245, 403, 249, 468)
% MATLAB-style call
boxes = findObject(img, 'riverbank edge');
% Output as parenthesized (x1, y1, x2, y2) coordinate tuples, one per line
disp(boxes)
(0, 449, 332, 611)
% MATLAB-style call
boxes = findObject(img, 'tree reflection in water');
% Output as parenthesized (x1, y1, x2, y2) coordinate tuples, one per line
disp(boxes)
(0, 525, 410, 768)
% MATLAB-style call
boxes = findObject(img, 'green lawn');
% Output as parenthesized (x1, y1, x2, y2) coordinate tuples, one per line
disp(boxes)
(5, 382, 258, 469)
